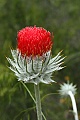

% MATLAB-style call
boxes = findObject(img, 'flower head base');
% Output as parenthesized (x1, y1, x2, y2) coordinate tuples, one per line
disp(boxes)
(17, 26, 53, 57)
(59, 82, 77, 97)
(7, 50, 65, 84)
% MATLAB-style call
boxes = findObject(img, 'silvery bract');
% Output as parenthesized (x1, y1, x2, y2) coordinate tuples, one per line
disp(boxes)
(7, 50, 65, 85)
(59, 82, 77, 96)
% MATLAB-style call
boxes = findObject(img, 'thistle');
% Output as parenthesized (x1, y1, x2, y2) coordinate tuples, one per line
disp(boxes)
(7, 26, 65, 120)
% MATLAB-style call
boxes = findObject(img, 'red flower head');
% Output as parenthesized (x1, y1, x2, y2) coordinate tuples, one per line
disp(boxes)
(17, 26, 53, 57)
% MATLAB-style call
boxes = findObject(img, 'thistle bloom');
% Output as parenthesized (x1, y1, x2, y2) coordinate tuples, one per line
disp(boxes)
(59, 82, 79, 120)
(17, 26, 53, 57)
(59, 83, 77, 96)
(7, 26, 64, 85)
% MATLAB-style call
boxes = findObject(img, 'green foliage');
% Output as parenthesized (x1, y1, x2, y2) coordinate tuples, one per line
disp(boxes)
(0, 0, 80, 119)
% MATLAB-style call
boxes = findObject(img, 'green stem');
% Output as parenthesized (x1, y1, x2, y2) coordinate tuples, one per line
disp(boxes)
(21, 81, 46, 120)
(34, 84, 42, 120)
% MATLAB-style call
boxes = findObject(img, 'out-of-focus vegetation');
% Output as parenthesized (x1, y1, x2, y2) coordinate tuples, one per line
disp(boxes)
(0, 0, 80, 120)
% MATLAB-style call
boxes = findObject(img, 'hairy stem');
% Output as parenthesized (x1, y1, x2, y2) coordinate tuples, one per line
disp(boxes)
(21, 81, 46, 120)
(68, 91, 79, 120)
(34, 84, 42, 120)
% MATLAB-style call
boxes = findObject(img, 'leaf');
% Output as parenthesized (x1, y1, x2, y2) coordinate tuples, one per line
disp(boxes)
(27, 61, 33, 73)
(7, 58, 16, 67)
(11, 49, 18, 63)
(49, 52, 62, 64)
(33, 57, 42, 72)
(49, 57, 65, 66)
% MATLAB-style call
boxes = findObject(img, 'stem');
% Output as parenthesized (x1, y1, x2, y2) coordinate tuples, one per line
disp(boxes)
(34, 84, 42, 120)
(68, 91, 79, 120)
(21, 81, 46, 120)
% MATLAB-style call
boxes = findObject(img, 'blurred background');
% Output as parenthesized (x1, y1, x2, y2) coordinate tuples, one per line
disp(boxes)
(0, 0, 80, 120)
